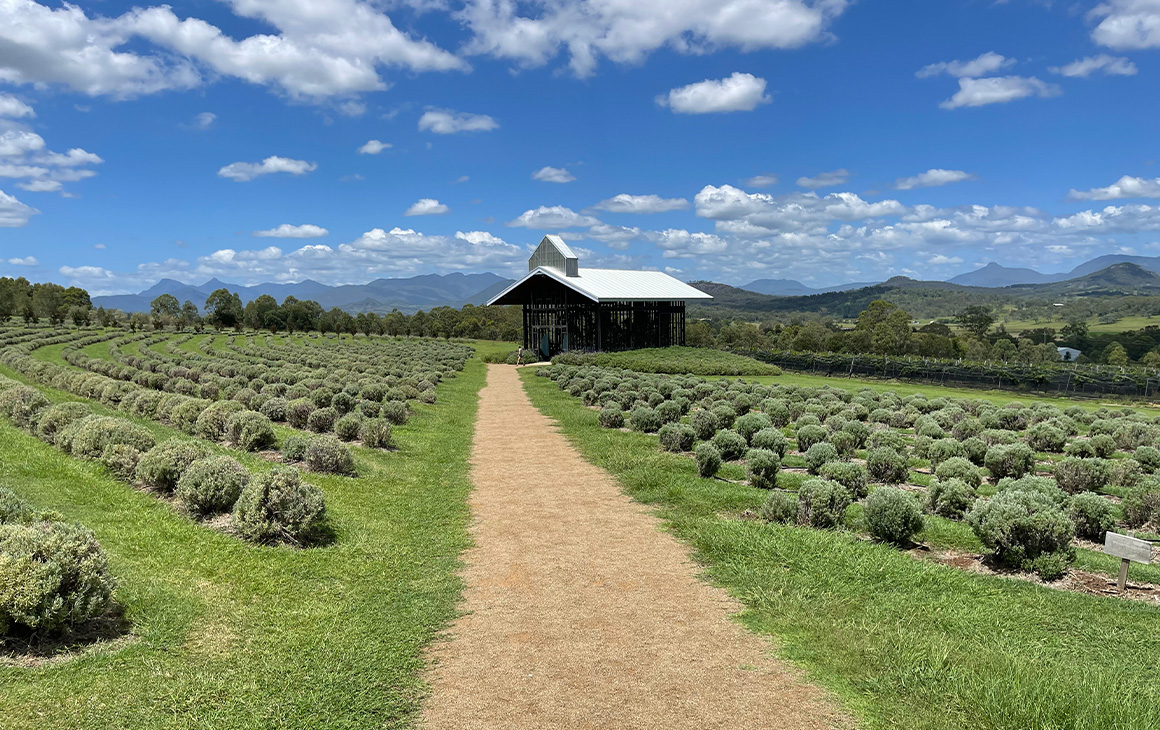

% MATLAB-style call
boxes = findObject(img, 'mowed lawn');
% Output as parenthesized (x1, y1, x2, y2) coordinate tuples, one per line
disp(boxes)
(0, 338, 484, 730)
(521, 369, 1160, 730)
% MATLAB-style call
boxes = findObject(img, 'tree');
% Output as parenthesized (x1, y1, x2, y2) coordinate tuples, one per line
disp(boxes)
(128, 311, 150, 331)
(69, 306, 91, 327)
(685, 321, 716, 348)
(872, 309, 912, 355)
(243, 294, 279, 331)
(957, 305, 994, 339)
(1060, 318, 1089, 350)
(32, 283, 68, 325)
(151, 294, 181, 319)
(1103, 342, 1130, 366)
(181, 300, 201, 331)
(204, 288, 243, 330)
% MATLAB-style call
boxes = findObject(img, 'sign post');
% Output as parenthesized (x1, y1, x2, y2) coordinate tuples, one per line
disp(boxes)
(1104, 532, 1153, 592)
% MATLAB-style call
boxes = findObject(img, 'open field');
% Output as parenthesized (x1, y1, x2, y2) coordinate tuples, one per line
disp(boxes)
(1000, 315, 1160, 334)
(522, 367, 1160, 730)
(0, 329, 482, 729)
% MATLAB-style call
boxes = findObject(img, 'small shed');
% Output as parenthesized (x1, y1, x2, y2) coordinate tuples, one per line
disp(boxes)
(488, 235, 712, 357)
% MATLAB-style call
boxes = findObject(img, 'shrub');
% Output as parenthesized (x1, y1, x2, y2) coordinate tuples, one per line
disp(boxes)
(746, 448, 781, 489)
(0, 385, 49, 429)
(711, 404, 736, 429)
(926, 478, 976, 519)
(1052, 457, 1110, 495)
(818, 461, 868, 499)
(598, 406, 625, 429)
(797, 478, 850, 529)
(759, 491, 798, 523)
(68, 416, 156, 460)
(1122, 485, 1160, 529)
(334, 413, 363, 442)
(381, 401, 409, 426)
(136, 440, 214, 492)
(176, 456, 250, 516)
(927, 439, 966, 467)
(695, 443, 722, 478)
(629, 406, 662, 433)
(34, 402, 91, 442)
(984, 443, 1036, 481)
(305, 436, 356, 475)
(1068, 493, 1115, 542)
(995, 475, 1067, 505)
(331, 391, 356, 415)
(358, 419, 393, 449)
(195, 400, 245, 442)
(1064, 440, 1097, 459)
(100, 443, 141, 481)
(307, 407, 338, 434)
(226, 410, 277, 451)
(710, 429, 747, 461)
(869, 429, 907, 451)
(689, 409, 719, 441)
(0, 520, 117, 634)
(735, 412, 774, 445)
(1110, 459, 1145, 489)
(232, 466, 327, 546)
(0, 487, 37, 524)
(281, 436, 311, 463)
(829, 431, 858, 459)
(867, 447, 909, 485)
(750, 428, 788, 458)
(170, 399, 208, 434)
(1133, 446, 1160, 472)
(795, 424, 828, 453)
(1089, 434, 1117, 459)
(286, 398, 316, 429)
(654, 400, 682, 425)
(659, 423, 696, 453)
(934, 457, 982, 490)
(966, 488, 1076, 579)
(1026, 423, 1067, 453)
(804, 442, 840, 474)
(259, 397, 289, 422)
(865, 487, 924, 545)
(1114, 422, 1158, 451)
(960, 437, 987, 466)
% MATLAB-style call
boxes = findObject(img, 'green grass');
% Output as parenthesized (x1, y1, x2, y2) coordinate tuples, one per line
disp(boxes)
(0, 348, 485, 729)
(1001, 315, 1160, 334)
(521, 368, 1160, 730)
(557, 346, 782, 376)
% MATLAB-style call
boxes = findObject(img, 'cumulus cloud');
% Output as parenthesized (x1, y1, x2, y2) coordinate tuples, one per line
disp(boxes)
(648, 228, 730, 258)
(796, 169, 849, 189)
(7, 255, 37, 265)
(507, 205, 600, 229)
(0, 95, 34, 119)
(1069, 176, 1160, 201)
(590, 193, 689, 214)
(0, 124, 103, 195)
(531, 166, 575, 183)
(192, 112, 216, 130)
(586, 223, 644, 249)
(895, 169, 975, 190)
(1090, 0, 1160, 50)
(916, 51, 1014, 78)
(418, 109, 499, 134)
(253, 223, 329, 238)
(459, 0, 847, 78)
(939, 76, 1060, 109)
(358, 139, 391, 154)
(657, 72, 771, 114)
(217, 156, 316, 182)
(1050, 54, 1138, 78)
(0, 188, 38, 226)
(745, 174, 778, 187)
(404, 198, 450, 216)
(926, 254, 963, 265)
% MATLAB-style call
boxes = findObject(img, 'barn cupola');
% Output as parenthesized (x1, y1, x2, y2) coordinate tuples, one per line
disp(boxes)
(528, 234, 579, 277)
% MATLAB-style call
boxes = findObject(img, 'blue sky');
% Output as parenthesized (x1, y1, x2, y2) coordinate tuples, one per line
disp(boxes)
(1, 0, 1159, 294)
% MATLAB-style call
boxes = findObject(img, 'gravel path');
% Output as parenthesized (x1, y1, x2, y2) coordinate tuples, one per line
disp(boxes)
(421, 365, 846, 730)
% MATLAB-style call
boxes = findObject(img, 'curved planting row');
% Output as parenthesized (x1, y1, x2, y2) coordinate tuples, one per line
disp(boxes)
(0, 375, 329, 547)
(539, 363, 1160, 581)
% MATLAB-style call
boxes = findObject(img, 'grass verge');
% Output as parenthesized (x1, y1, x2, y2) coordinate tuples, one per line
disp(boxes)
(521, 368, 1160, 730)
(556, 346, 782, 376)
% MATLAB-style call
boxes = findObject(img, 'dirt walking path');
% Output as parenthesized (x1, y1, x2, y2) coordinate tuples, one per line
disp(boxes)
(421, 365, 846, 730)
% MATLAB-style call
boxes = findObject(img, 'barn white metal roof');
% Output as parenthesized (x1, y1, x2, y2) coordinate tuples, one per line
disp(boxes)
(487, 265, 712, 304)
(542, 234, 578, 260)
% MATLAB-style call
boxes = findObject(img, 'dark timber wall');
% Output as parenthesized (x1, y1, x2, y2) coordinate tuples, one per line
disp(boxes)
(511, 276, 685, 357)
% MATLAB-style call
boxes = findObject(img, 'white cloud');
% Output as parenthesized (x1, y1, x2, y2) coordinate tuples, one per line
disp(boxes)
(895, 169, 975, 190)
(916, 51, 1014, 78)
(7, 256, 37, 265)
(0, 129, 46, 157)
(358, 139, 391, 154)
(253, 223, 329, 238)
(926, 254, 963, 265)
(939, 76, 1061, 109)
(192, 112, 216, 130)
(586, 223, 644, 249)
(0, 188, 37, 227)
(459, 0, 848, 78)
(796, 169, 849, 189)
(0, 95, 34, 119)
(1054, 204, 1160, 232)
(657, 72, 771, 114)
(453, 175, 470, 184)
(455, 230, 508, 246)
(695, 184, 906, 237)
(418, 109, 498, 134)
(1069, 176, 1160, 201)
(404, 198, 450, 216)
(648, 228, 730, 258)
(531, 166, 575, 183)
(16, 179, 61, 192)
(1090, 0, 1160, 50)
(217, 156, 316, 182)
(507, 205, 600, 229)
(590, 193, 689, 214)
(1050, 54, 1138, 78)
(744, 174, 778, 187)
(94, 243, 106, 249)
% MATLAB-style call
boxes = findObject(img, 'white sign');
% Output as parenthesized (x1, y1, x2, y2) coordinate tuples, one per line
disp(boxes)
(1105, 532, 1152, 565)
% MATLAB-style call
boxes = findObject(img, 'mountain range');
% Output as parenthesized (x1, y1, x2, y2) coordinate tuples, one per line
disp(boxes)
(93, 273, 513, 315)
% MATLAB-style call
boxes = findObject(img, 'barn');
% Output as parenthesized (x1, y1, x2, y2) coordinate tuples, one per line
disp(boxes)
(487, 235, 712, 358)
